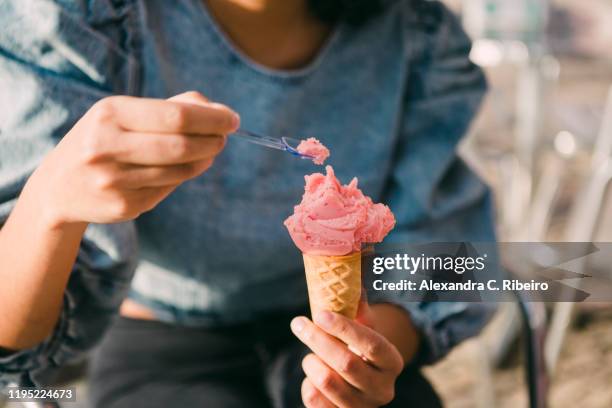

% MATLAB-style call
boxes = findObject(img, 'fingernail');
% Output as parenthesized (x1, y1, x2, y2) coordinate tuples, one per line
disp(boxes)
(315, 311, 334, 329)
(291, 317, 305, 334)
(230, 112, 241, 130)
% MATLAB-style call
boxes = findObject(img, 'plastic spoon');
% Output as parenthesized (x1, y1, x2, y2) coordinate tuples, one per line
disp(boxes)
(232, 129, 314, 160)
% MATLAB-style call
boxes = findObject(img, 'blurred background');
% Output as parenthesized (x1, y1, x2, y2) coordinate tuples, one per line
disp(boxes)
(425, 0, 612, 407)
(2, 0, 612, 407)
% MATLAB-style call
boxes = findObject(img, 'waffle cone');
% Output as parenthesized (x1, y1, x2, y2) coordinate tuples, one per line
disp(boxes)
(302, 251, 361, 320)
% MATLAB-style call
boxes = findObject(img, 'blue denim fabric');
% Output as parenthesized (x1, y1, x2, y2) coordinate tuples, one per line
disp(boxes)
(0, 0, 496, 387)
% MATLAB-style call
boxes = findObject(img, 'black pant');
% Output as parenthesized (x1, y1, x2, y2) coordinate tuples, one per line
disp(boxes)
(88, 311, 442, 408)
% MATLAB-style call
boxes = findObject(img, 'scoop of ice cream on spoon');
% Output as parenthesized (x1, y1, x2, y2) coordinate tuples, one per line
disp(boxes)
(231, 130, 329, 164)
(296, 137, 330, 165)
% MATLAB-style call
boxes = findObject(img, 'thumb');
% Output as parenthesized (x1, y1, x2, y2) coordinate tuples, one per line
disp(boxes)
(168, 91, 210, 105)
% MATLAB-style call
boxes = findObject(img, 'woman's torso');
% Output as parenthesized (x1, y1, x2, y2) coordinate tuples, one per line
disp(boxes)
(128, 0, 409, 325)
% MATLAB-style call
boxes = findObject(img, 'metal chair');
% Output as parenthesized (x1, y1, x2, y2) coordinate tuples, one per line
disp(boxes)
(545, 85, 612, 374)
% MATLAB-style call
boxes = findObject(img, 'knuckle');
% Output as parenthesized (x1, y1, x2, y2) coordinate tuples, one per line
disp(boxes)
(302, 353, 314, 369)
(366, 337, 384, 358)
(110, 197, 133, 219)
(184, 163, 202, 179)
(337, 321, 351, 338)
(303, 393, 317, 407)
(81, 137, 104, 163)
(90, 97, 116, 123)
(318, 369, 336, 392)
(302, 383, 317, 405)
(168, 137, 191, 158)
(182, 159, 213, 181)
(80, 129, 112, 163)
(164, 104, 188, 129)
(339, 352, 359, 374)
(183, 90, 207, 101)
(93, 170, 116, 190)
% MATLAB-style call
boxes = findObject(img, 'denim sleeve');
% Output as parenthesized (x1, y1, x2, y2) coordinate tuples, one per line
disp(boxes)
(0, 0, 140, 387)
(366, 1, 497, 365)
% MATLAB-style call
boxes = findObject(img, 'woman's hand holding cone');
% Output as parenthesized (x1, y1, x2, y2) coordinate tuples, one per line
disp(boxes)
(290, 303, 406, 408)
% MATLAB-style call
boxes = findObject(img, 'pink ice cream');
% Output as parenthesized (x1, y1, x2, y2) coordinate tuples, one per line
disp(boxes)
(296, 137, 330, 165)
(284, 165, 396, 256)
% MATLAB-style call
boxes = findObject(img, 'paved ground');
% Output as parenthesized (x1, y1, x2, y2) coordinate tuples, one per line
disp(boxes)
(425, 305, 612, 407)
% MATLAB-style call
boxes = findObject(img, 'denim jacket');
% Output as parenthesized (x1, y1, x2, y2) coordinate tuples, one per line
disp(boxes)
(0, 0, 496, 387)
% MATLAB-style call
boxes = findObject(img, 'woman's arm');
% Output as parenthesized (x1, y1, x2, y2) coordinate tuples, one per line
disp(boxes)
(0, 183, 87, 351)
(0, 2, 243, 386)
(0, 93, 239, 351)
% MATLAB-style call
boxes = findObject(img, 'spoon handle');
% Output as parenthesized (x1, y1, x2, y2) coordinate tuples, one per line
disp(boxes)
(232, 129, 313, 159)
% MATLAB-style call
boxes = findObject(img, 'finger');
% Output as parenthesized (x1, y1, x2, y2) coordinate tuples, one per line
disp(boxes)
(114, 159, 215, 188)
(314, 311, 403, 373)
(302, 353, 362, 408)
(110, 132, 225, 165)
(168, 91, 209, 104)
(302, 378, 335, 408)
(94, 95, 240, 135)
(167, 93, 239, 135)
(291, 317, 376, 391)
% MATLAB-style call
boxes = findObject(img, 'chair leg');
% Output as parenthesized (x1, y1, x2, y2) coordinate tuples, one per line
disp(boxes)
(545, 163, 612, 374)
(544, 301, 574, 376)
(486, 302, 522, 367)
(517, 296, 548, 408)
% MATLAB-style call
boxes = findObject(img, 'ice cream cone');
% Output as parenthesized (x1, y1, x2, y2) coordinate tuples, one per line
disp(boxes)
(303, 251, 362, 320)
